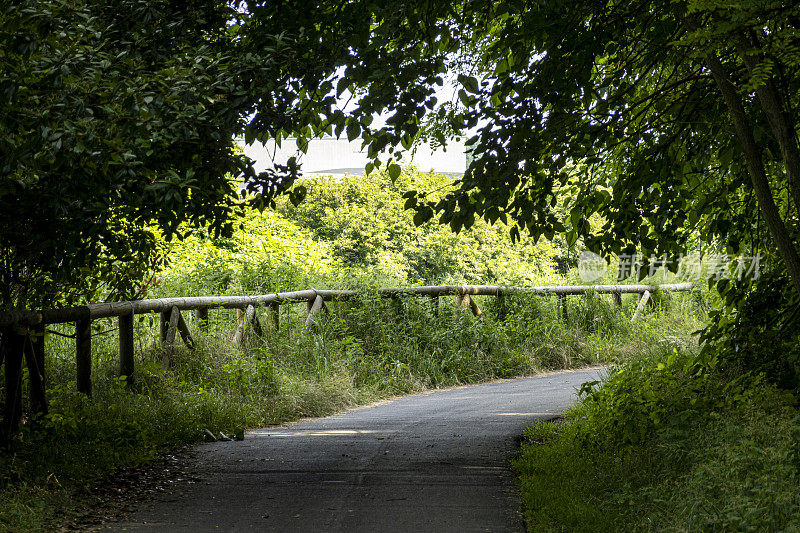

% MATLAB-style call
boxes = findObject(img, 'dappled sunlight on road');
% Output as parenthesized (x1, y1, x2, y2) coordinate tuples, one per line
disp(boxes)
(493, 412, 555, 417)
(248, 428, 398, 438)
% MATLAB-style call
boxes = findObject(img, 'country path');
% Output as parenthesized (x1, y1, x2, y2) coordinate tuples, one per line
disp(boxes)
(109, 367, 603, 532)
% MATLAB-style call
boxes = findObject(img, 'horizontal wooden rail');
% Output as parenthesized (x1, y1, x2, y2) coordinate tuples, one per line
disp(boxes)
(0, 282, 694, 437)
(0, 309, 43, 328)
(36, 283, 694, 325)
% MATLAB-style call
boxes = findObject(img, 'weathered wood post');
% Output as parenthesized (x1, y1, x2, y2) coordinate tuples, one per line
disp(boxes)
(251, 309, 263, 338)
(305, 295, 325, 327)
(496, 293, 508, 321)
(119, 311, 135, 382)
(233, 307, 245, 345)
(23, 326, 48, 415)
(1, 328, 25, 441)
(468, 295, 483, 317)
(176, 311, 195, 349)
(159, 309, 170, 344)
(612, 292, 622, 307)
(455, 292, 467, 308)
(196, 308, 208, 333)
(647, 290, 658, 309)
(29, 323, 45, 384)
(631, 290, 651, 321)
(456, 290, 483, 317)
(162, 306, 180, 369)
(76, 317, 92, 396)
(234, 304, 259, 346)
(269, 302, 280, 330)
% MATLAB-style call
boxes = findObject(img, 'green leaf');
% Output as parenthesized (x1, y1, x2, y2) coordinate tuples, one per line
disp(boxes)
(289, 186, 307, 207)
(336, 77, 350, 97)
(565, 230, 577, 248)
(347, 121, 360, 141)
(388, 163, 401, 182)
(458, 74, 480, 94)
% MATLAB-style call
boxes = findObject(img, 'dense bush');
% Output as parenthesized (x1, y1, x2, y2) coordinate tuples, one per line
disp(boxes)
(275, 169, 565, 286)
(702, 268, 800, 390)
(158, 208, 340, 296)
(514, 350, 800, 531)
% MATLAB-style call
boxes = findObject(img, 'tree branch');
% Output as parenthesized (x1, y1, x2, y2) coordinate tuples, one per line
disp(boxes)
(702, 47, 800, 293)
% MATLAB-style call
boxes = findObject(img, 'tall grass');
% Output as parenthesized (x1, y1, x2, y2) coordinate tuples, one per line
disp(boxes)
(513, 347, 800, 531)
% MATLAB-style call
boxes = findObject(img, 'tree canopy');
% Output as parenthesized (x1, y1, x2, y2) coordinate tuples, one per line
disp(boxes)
(332, 1, 800, 298)
(2, 0, 240, 307)
(4, 0, 800, 328)
(0, 0, 349, 309)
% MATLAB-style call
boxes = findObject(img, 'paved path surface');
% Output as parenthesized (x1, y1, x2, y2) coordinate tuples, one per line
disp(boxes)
(111, 368, 603, 532)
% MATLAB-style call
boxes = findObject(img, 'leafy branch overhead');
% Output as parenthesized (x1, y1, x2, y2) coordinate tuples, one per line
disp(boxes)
(307, 2, 800, 295)
(0, 0, 346, 307)
(4, 0, 800, 316)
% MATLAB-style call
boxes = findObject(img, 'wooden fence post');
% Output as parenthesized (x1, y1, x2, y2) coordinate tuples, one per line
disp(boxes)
(76, 317, 92, 397)
(29, 323, 45, 384)
(496, 293, 507, 320)
(119, 311, 135, 382)
(456, 292, 466, 308)
(468, 295, 483, 317)
(305, 295, 325, 327)
(1, 328, 24, 441)
(176, 311, 195, 349)
(159, 310, 170, 344)
(24, 325, 48, 415)
(233, 304, 260, 346)
(162, 306, 180, 369)
(196, 308, 208, 333)
(252, 310, 263, 338)
(269, 303, 280, 330)
(647, 291, 658, 308)
(456, 292, 483, 317)
(612, 292, 622, 307)
(631, 290, 651, 322)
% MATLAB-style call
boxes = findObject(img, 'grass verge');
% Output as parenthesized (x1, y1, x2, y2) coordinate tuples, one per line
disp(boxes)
(513, 348, 800, 531)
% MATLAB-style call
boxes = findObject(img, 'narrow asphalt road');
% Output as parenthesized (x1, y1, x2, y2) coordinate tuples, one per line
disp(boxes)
(111, 368, 603, 532)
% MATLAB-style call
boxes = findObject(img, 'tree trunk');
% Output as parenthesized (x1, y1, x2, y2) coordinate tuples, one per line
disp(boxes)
(734, 36, 800, 214)
(704, 52, 800, 294)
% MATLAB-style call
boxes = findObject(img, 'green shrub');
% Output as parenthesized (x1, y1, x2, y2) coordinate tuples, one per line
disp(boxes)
(277, 169, 564, 286)
(514, 348, 800, 532)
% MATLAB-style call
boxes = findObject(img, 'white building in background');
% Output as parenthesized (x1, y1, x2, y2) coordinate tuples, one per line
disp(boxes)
(242, 136, 466, 178)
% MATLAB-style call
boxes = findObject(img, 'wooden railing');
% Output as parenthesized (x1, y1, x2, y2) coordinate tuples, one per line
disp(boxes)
(0, 282, 693, 438)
